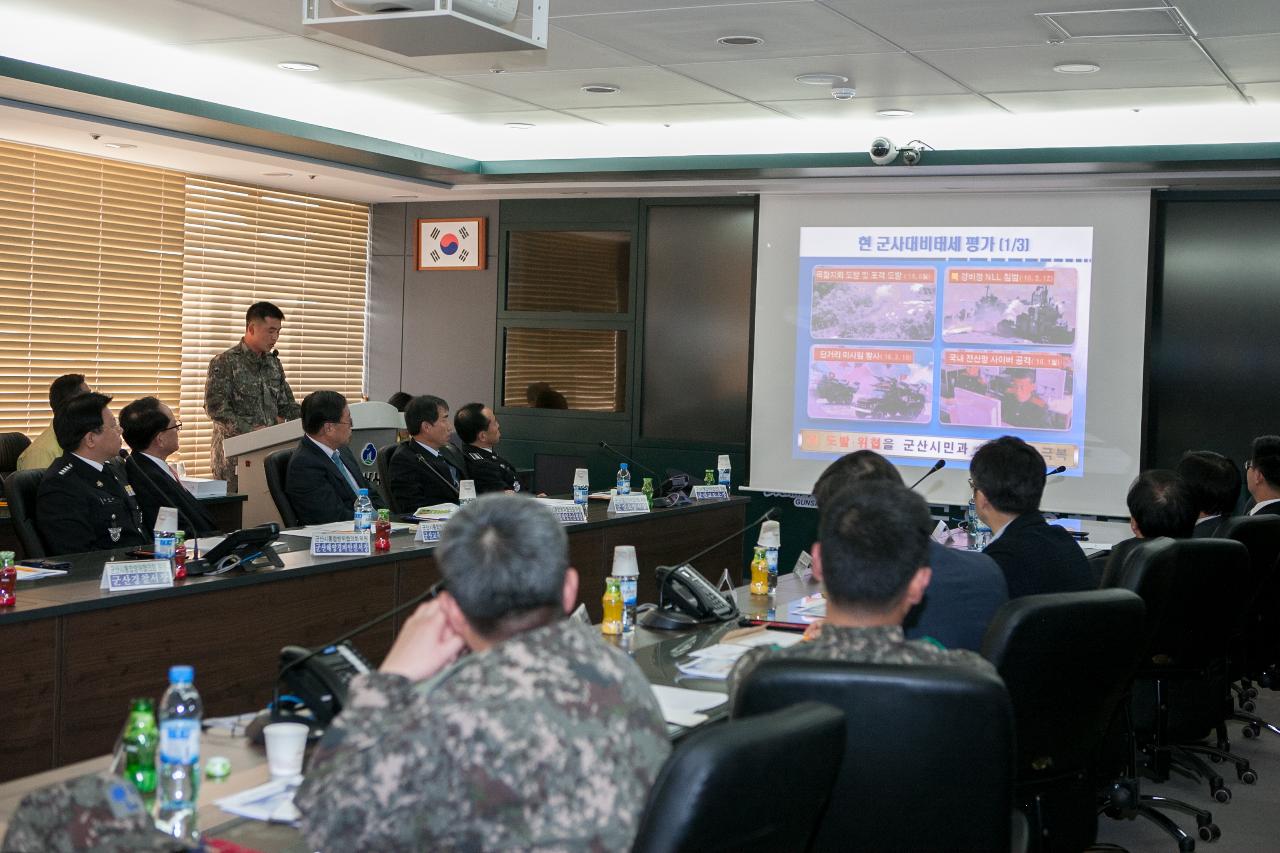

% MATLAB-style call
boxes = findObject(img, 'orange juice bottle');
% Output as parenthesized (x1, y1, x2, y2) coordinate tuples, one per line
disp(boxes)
(601, 577, 624, 635)
(749, 546, 769, 595)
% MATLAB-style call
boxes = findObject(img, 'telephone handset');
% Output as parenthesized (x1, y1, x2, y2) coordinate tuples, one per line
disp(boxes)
(660, 564, 739, 622)
(275, 641, 374, 729)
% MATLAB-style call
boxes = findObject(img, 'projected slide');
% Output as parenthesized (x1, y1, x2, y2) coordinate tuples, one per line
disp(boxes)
(795, 227, 1092, 474)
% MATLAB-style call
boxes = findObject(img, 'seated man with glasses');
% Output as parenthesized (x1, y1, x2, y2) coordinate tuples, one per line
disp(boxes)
(971, 435, 1093, 598)
(36, 392, 149, 554)
(1245, 435, 1280, 517)
(286, 390, 385, 525)
(119, 396, 218, 538)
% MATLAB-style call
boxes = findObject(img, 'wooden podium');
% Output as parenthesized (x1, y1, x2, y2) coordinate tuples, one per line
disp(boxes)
(223, 401, 402, 526)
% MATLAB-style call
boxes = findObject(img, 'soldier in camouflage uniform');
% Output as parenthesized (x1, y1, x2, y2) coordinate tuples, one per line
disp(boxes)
(1, 772, 186, 853)
(203, 301, 300, 483)
(727, 480, 996, 713)
(295, 494, 671, 852)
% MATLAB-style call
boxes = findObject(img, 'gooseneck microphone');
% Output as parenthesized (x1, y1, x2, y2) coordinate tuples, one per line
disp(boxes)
(909, 459, 946, 489)
(656, 507, 778, 579)
(597, 440, 661, 479)
(1046, 465, 1067, 476)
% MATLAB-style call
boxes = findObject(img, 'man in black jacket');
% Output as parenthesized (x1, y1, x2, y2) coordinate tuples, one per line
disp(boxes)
(1176, 450, 1242, 538)
(455, 403, 521, 494)
(36, 392, 148, 554)
(971, 435, 1093, 598)
(1245, 435, 1280, 517)
(387, 395, 466, 513)
(119, 396, 218, 538)
(286, 390, 384, 525)
(1095, 469, 1198, 588)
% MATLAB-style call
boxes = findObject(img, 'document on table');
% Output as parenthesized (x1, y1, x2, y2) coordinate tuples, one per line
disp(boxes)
(13, 565, 69, 581)
(291, 520, 414, 538)
(675, 630, 805, 680)
(649, 684, 727, 727)
(216, 777, 302, 825)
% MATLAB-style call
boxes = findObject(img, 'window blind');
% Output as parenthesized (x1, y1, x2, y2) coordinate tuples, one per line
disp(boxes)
(178, 178, 369, 476)
(0, 140, 185, 437)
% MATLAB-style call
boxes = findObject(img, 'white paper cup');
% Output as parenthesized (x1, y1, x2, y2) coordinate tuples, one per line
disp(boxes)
(458, 479, 477, 504)
(611, 545, 638, 575)
(263, 722, 309, 778)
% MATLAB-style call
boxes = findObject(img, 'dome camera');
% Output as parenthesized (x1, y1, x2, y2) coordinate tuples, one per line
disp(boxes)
(869, 137, 898, 166)
(901, 147, 922, 166)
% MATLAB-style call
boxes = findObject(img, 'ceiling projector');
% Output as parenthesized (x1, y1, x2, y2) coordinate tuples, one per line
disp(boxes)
(332, 0, 518, 26)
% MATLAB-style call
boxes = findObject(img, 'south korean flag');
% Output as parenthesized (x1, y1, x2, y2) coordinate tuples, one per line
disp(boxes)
(418, 218, 485, 270)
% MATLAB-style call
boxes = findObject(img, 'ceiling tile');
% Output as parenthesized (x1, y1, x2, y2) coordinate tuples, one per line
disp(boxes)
(669, 53, 966, 102)
(550, 0, 792, 16)
(406, 27, 647, 76)
(1242, 81, 1280, 104)
(763, 93, 1004, 120)
(4, 0, 279, 43)
(988, 85, 1242, 112)
(1200, 34, 1280, 84)
(180, 0, 309, 36)
(561, 101, 785, 125)
(331, 75, 537, 113)
(449, 66, 742, 109)
(918, 40, 1225, 93)
(436, 109, 595, 128)
(553, 2, 896, 66)
(1173, 0, 1280, 38)
(179, 34, 422, 82)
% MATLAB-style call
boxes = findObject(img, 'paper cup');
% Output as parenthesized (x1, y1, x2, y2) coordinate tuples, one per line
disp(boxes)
(458, 479, 477, 504)
(263, 722, 309, 778)
(611, 545, 638, 576)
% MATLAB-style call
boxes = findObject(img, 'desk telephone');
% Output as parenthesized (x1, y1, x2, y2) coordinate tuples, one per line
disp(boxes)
(276, 641, 374, 729)
(649, 564, 739, 626)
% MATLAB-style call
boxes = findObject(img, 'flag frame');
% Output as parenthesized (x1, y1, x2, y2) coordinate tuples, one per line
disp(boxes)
(416, 217, 487, 271)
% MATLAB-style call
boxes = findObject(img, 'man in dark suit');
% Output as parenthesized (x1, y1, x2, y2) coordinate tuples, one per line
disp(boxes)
(972, 435, 1093, 598)
(287, 390, 384, 525)
(1095, 469, 1198, 587)
(812, 450, 1008, 653)
(387, 395, 466, 513)
(119, 396, 218, 538)
(1176, 450, 1243, 537)
(455, 403, 522, 495)
(1245, 435, 1280, 517)
(36, 392, 149, 554)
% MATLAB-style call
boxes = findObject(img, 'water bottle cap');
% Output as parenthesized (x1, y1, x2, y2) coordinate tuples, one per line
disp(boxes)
(358, 488, 369, 496)
(620, 462, 628, 470)
(169, 665, 194, 684)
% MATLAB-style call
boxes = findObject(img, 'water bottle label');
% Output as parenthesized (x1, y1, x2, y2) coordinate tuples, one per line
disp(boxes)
(154, 534, 176, 560)
(354, 511, 374, 532)
(159, 720, 200, 764)
(618, 576, 637, 608)
(765, 548, 779, 574)
(718, 468, 731, 486)
(616, 479, 630, 495)
(573, 484, 588, 506)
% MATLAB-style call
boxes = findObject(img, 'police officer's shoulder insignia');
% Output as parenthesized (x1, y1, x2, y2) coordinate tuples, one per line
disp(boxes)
(96, 481, 104, 488)
(57, 464, 72, 475)
(468, 451, 484, 461)
(125, 485, 136, 497)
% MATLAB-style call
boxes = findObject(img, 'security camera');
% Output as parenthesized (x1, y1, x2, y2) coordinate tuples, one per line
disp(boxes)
(901, 147, 922, 166)
(869, 137, 898, 166)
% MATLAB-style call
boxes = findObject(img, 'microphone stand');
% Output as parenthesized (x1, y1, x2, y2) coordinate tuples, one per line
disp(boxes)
(909, 459, 946, 489)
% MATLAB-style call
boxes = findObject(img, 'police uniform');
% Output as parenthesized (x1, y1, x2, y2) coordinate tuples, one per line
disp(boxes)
(295, 618, 671, 852)
(203, 340, 300, 482)
(463, 443, 521, 494)
(36, 453, 149, 555)
(726, 624, 997, 715)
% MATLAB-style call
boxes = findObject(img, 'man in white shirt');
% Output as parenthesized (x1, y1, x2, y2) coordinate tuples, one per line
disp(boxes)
(1245, 435, 1280, 517)
(120, 396, 218, 537)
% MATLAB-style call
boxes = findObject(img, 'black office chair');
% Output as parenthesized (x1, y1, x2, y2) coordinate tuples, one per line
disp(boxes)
(376, 442, 402, 514)
(0, 432, 31, 475)
(982, 590, 1146, 852)
(631, 702, 845, 853)
(4, 469, 47, 558)
(533, 452, 586, 496)
(264, 448, 300, 528)
(1217, 515, 1280, 729)
(735, 661, 1016, 853)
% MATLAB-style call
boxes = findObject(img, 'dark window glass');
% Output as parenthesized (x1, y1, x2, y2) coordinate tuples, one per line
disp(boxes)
(503, 327, 628, 412)
(506, 231, 630, 313)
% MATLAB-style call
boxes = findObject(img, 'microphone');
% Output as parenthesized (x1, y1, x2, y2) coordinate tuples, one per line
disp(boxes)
(909, 459, 945, 489)
(1046, 465, 1067, 476)
(660, 507, 777, 575)
(597, 440, 660, 479)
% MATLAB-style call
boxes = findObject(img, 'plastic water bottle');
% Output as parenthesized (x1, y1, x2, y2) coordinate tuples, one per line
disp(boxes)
(353, 488, 374, 532)
(966, 499, 991, 549)
(156, 665, 202, 845)
(611, 545, 639, 633)
(573, 468, 589, 507)
(758, 521, 781, 594)
(616, 462, 631, 495)
(717, 454, 731, 488)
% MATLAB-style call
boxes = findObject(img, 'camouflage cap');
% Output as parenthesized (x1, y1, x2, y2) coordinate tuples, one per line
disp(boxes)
(1, 772, 188, 853)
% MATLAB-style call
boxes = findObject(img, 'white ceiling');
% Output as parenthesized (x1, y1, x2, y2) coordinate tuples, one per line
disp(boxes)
(1, 0, 1279, 198)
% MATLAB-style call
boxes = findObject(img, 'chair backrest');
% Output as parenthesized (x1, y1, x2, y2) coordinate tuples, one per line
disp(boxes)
(0, 432, 32, 474)
(985, 590, 1146, 777)
(1218, 514, 1280, 578)
(264, 448, 299, 528)
(533, 452, 586, 496)
(4, 469, 46, 558)
(377, 442, 401, 514)
(631, 702, 845, 853)
(736, 661, 1014, 853)
(1217, 514, 1280, 671)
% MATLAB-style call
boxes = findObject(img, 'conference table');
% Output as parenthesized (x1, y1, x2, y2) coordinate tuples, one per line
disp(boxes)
(0, 496, 749, 783)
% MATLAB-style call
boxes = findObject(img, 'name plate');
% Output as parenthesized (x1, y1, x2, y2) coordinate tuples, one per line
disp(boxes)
(416, 521, 446, 543)
(311, 533, 372, 557)
(793, 550, 814, 583)
(691, 484, 730, 501)
(99, 559, 173, 593)
(607, 494, 650, 515)
(551, 504, 588, 524)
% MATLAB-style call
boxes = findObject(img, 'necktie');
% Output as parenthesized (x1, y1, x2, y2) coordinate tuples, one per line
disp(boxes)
(331, 450, 360, 494)
(168, 462, 181, 482)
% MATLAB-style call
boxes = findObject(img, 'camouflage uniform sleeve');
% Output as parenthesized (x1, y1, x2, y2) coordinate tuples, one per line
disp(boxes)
(295, 671, 446, 852)
(952, 648, 1000, 677)
(275, 359, 301, 421)
(203, 352, 256, 435)
(725, 646, 770, 716)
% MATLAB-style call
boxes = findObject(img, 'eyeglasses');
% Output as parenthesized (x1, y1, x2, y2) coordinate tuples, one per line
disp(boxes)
(968, 478, 976, 491)
(1245, 460, 1254, 471)
(162, 421, 183, 432)
(329, 419, 353, 428)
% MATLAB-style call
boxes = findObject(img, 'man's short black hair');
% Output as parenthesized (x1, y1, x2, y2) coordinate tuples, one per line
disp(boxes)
(246, 301, 285, 325)
(970, 436, 1046, 515)
(1127, 469, 1197, 539)
(818, 481, 932, 611)
(405, 395, 449, 437)
(454, 403, 490, 445)
(301, 390, 348, 436)
(54, 392, 113, 452)
(48, 373, 87, 413)
(1176, 451, 1241, 518)
(812, 450, 903, 509)
(1250, 435, 1280, 489)
(120, 397, 170, 452)
(387, 391, 412, 412)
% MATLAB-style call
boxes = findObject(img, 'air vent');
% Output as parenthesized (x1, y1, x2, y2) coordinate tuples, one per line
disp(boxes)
(1036, 6, 1196, 41)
